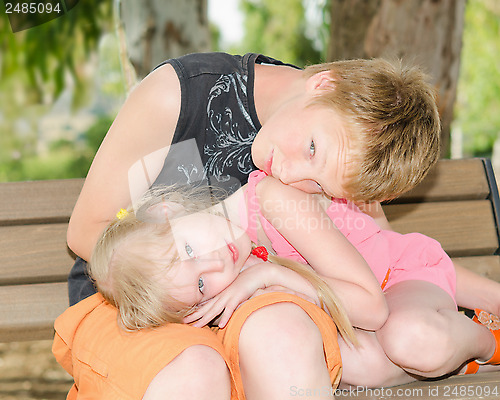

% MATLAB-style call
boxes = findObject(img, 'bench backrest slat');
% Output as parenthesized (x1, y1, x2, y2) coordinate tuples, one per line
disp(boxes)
(0, 179, 83, 226)
(0, 224, 73, 285)
(384, 200, 499, 257)
(0, 282, 68, 342)
(395, 158, 491, 202)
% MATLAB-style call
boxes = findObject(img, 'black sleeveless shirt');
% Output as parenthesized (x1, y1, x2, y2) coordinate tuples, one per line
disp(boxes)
(152, 52, 299, 194)
(68, 53, 300, 305)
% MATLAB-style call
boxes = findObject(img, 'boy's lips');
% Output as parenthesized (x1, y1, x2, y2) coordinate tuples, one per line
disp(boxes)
(227, 242, 239, 263)
(264, 150, 274, 175)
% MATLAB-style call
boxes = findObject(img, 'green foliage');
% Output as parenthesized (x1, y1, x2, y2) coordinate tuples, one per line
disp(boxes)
(454, 0, 500, 156)
(0, 1, 113, 106)
(0, 115, 113, 181)
(237, 0, 325, 66)
(0, 2, 123, 182)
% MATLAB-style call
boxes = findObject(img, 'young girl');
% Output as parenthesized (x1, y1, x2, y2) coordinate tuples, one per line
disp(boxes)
(53, 185, 354, 400)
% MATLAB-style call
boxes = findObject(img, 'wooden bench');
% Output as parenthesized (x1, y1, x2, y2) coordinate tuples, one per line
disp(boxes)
(0, 158, 499, 399)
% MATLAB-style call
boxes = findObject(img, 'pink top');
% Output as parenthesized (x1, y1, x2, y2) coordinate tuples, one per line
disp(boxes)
(245, 170, 456, 301)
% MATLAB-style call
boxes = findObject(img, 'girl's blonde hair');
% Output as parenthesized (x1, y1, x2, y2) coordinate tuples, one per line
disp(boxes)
(90, 186, 356, 344)
(89, 185, 216, 330)
(266, 252, 357, 345)
(304, 58, 441, 202)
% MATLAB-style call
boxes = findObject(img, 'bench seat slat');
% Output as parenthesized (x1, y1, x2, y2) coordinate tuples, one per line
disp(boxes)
(394, 158, 490, 203)
(0, 282, 68, 342)
(0, 179, 83, 226)
(384, 200, 499, 257)
(453, 255, 500, 283)
(0, 224, 73, 285)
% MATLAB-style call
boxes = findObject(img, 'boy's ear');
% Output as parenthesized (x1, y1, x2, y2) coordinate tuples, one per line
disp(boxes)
(306, 70, 337, 92)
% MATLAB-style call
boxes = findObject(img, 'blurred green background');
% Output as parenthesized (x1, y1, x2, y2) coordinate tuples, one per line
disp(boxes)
(0, 0, 499, 182)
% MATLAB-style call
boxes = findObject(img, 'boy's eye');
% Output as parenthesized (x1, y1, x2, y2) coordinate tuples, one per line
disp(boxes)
(198, 277, 205, 293)
(185, 243, 194, 258)
(309, 140, 316, 157)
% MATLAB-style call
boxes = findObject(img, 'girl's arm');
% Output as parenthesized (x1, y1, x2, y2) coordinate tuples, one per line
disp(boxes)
(357, 200, 500, 316)
(67, 64, 181, 261)
(255, 176, 388, 331)
(184, 261, 319, 328)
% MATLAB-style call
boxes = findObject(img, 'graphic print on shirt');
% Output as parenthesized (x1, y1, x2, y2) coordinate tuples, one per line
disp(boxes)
(177, 163, 200, 185)
(204, 72, 257, 193)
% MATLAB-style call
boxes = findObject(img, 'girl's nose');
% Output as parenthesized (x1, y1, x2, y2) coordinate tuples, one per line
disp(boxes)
(196, 251, 225, 273)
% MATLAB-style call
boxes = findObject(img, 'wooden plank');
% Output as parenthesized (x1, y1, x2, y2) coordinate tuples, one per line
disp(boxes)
(0, 282, 69, 342)
(383, 200, 499, 257)
(393, 159, 490, 203)
(0, 178, 83, 225)
(0, 224, 73, 285)
(336, 371, 500, 399)
(452, 255, 500, 283)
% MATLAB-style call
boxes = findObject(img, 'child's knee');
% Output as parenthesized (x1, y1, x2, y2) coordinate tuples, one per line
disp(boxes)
(377, 311, 453, 373)
(149, 345, 229, 390)
(239, 302, 324, 360)
(143, 345, 230, 399)
(180, 345, 229, 382)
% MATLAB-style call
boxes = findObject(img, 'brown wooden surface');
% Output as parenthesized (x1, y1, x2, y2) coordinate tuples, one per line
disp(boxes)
(0, 282, 68, 342)
(383, 200, 498, 257)
(392, 158, 490, 202)
(453, 255, 500, 283)
(0, 224, 73, 285)
(0, 178, 83, 225)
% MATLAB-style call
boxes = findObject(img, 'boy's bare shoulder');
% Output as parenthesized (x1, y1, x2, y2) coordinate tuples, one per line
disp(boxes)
(130, 63, 180, 114)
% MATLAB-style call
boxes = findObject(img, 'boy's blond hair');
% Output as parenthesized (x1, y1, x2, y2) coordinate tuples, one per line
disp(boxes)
(89, 187, 357, 344)
(304, 58, 441, 201)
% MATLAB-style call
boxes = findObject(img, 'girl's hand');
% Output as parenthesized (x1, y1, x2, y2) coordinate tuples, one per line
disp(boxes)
(183, 263, 270, 328)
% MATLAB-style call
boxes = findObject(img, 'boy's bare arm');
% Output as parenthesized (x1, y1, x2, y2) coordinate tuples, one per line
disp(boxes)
(255, 176, 388, 331)
(67, 64, 181, 261)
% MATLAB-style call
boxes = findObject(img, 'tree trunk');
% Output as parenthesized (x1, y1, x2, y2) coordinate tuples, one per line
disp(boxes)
(327, 0, 466, 157)
(119, 0, 211, 80)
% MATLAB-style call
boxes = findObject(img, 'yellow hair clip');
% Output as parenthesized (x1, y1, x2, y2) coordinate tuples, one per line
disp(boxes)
(116, 208, 129, 220)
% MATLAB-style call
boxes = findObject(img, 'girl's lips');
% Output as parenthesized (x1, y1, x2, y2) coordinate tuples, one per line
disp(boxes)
(264, 150, 274, 175)
(227, 242, 239, 263)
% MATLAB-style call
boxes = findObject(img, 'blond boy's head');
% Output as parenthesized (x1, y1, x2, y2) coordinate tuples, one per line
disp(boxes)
(304, 58, 441, 201)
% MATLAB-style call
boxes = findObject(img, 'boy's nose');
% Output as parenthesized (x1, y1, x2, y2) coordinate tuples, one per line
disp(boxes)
(279, 160, 306, 185)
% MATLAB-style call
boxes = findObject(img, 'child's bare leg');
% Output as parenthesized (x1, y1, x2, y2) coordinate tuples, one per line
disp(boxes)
(142, 345, 230, 400)
(338, 330, 415, 389)
(376, 281, 497, 378)
(454, 261, 500, 315)
(239, 302, 333, 399)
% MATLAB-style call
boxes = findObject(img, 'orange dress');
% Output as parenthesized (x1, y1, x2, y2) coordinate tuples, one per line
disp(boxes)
(53, 292, 342, 399)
